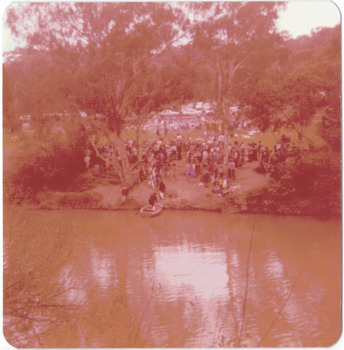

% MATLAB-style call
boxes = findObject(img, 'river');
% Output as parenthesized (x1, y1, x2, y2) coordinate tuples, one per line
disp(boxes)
(3, 209, 341, 347)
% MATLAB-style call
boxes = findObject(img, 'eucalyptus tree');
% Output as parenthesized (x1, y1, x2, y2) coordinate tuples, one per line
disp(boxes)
(6, 2, 190, 187)
(190, 1, 286, 118)
(269, 26, 341, 143)
(240, 25, 341, 143)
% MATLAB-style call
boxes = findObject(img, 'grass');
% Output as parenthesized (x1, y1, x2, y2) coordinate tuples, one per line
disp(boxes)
(5, 117, 326, 151)
(121, 121, 326, 150)
(3, 130, 21, 151)
(121, 128, 205, 142)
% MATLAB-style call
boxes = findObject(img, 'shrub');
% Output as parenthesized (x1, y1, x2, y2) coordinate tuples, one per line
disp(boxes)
(246, 146, 341, 217)
(57, 191, 102, 209)
(5, 125, 88, 203)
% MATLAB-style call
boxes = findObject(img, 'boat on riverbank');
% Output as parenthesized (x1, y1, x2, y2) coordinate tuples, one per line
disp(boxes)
(140, 203, 163, 217)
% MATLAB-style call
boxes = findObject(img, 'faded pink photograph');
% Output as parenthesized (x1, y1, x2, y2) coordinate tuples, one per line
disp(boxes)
(2, 1, 341, 348)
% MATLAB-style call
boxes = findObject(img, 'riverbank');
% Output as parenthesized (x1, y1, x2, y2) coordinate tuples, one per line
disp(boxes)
(4, 130, 340, 218)
(33, 157, 341, 217)
(35, 159, 267, 214)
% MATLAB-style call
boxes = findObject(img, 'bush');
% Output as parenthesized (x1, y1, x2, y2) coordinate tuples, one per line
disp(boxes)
(5, 125, 88, 203)
(57, 191, 103, 209)
(246, 146, 341, 217)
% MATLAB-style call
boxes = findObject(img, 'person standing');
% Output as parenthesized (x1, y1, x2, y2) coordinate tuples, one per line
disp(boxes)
(149, 192, 158, 210)
(121, 187, 129, 204)
(187, 162, 195, 181)
(177, 142, 182, 160)
(84, 151, 91, 169)
(257, 141, 262, 163)
(228, 157, 236, 180)
(158, 181, 166, 199)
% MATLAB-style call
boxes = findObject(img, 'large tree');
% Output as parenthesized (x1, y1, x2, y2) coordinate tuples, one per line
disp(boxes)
(238, 24, 341, 143)
(6, 2, 189, 187)
(190, 2, 285, 118)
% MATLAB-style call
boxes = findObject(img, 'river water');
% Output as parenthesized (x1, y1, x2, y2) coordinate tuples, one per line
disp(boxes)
(3, 209, 341, 347)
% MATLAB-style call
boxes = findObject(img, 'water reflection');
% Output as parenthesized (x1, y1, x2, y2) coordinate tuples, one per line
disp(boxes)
(3, 210, 341, 348)
(150, 245, 229, 347)
(89, 242, 119, 292)
(153, 245, 228, 299)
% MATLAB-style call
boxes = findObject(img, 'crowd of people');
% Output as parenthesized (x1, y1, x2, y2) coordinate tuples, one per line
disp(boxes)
(258, 134, 296, 183)
(85, 128, 296, 206)
(131, 131, 295, 199)
(124, 137, 183, 196)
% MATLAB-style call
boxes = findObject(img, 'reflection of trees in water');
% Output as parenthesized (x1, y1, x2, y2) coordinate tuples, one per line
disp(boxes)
(3, 209, 82, 347)
(39, 226, 145, 348)
(71, 235, 139, 348)
(4, 210, 340, 347)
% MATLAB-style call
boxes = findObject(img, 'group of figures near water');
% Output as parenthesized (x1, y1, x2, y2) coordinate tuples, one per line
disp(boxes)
(117, 130, 296, 215)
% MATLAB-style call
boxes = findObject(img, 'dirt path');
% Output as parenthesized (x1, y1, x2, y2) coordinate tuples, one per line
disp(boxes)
(93, 159, 267, 211)
(233, 161, 267, 192)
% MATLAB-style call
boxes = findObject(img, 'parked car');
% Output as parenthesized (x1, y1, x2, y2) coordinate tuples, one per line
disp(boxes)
(195, 102, 203, 110)
(203, 102, 212, 110)
(160, 109, 179, 116)
(181, 107, 198, 116)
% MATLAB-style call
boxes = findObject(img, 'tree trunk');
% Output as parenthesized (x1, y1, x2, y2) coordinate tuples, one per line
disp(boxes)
(135, 126, 143, 162)
(216, 59, 224, 116)
(90, 131, 134, 188)
(112, 133, 134, 188)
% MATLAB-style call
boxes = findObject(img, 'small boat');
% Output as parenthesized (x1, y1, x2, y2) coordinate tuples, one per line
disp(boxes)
(140, 203, 163, 217)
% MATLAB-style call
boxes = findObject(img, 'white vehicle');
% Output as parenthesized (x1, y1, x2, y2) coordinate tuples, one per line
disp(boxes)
(143, 123, 155, 130)
(195, 102, 203, 110)
(182, 107, 198, 116)
(160, 109, 179, 116)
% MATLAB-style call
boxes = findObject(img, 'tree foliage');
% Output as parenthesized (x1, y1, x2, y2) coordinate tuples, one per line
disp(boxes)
(246, 146, 341, 216)
(316, 26, 341, 151)
(191, 1, 285, 116)
(234, 23, 340, 143)
(4, 122, 88, 203)
(6, 2, 191, 186)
